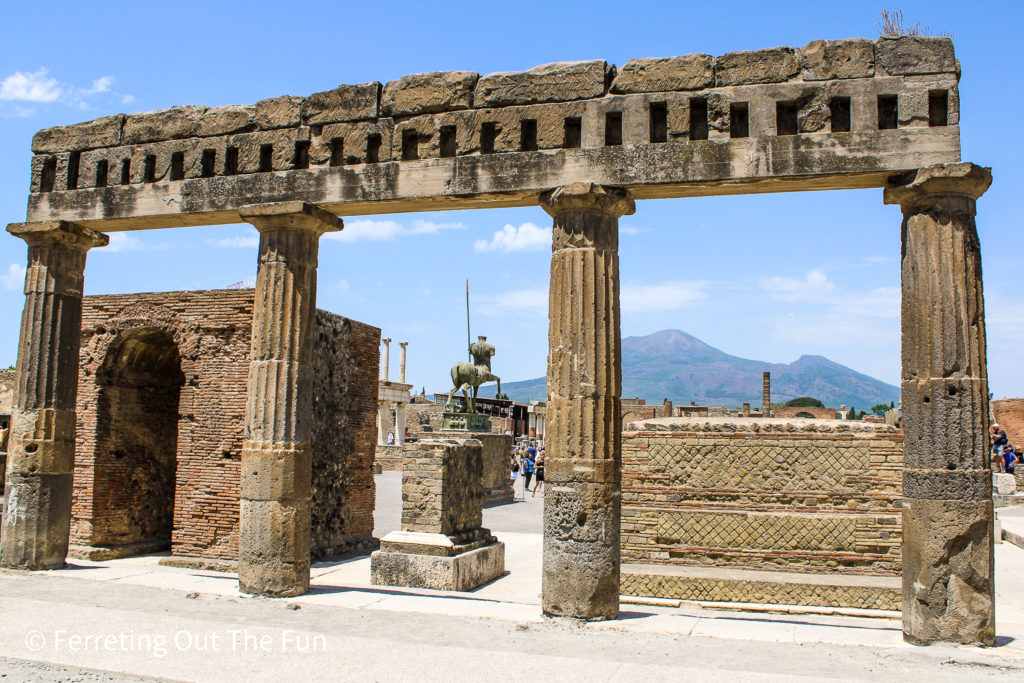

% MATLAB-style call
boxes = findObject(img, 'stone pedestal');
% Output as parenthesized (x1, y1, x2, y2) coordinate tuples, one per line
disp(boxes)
(371, 439, 504, 591)
(430, 431, 513, 505)
(237, 202, 341, 597)
(539, 183, 634, 621)
(1, 221, 107, 570)
(885, 162, 995, 646)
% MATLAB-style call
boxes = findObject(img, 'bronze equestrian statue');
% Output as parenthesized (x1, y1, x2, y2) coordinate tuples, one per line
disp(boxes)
(446, 335, 501, 413)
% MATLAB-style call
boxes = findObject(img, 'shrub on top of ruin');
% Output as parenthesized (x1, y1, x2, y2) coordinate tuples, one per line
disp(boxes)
(879, 9, 953, 39)
(784, 396, 825, 408)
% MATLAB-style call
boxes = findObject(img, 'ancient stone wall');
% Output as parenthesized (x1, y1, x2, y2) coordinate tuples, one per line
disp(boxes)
(619, 417, 903, 608)
(310, 311, 381, 559)
(773, 406, 839, 420)
(27, 37, 960, 228)
(0, 368, 13, 490)
(71, 290, 379, 562)
(400, 439, 483, 538)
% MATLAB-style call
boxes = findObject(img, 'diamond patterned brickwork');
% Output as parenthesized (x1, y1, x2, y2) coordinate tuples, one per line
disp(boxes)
(621, 427, 903, 578)
(620, 570, 900, 611)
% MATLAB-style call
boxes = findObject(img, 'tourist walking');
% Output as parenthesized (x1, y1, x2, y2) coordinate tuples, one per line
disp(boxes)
(532, 450, 545, 497)
(521, 449, 535, 494)
(509, 455, 520, 489)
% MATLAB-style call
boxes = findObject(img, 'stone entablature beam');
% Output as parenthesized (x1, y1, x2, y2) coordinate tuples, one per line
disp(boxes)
(237, 201, 342, 598)
(540, 182, 634, 621)
(1, 220, 108, 569)
(885, 162, 994, 646)
(24, 37, 960, 229)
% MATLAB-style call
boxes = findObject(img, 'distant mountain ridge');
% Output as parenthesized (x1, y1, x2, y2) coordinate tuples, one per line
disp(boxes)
(500, 329, 899, 409)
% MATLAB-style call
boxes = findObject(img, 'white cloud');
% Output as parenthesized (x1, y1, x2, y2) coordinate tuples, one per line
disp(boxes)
(121, 94, 135, 104)
(474, 222, 551, 253)
(82, 76, 115, 95)
(478, 288, 548, 316)
(620, 225, 651, 236)
(0, 68, 62, 102)
(407, 219, 464, 235)
(0, 263, 26, 290)
(98, 232, 145, 252)
(325, 218, 403, 242)
(622, 280, 709, 313)
(207, 235, 259, 248)
(760, 269, 834, 301)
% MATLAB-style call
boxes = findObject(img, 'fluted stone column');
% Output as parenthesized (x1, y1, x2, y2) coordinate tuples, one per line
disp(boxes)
(399, 341, 408, 383)
(237, 201, 341, 597)
(381, 338, 391, 382)
(395, 403, 406, 445)
(378, 402, 389, 446)
(539, 183, 634, 620)
(1, 221, 107, 569)
(885, 162, 995, 646)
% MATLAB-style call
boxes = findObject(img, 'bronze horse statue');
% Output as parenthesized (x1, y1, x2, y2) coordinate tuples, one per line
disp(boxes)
(446, 335, 501, 413)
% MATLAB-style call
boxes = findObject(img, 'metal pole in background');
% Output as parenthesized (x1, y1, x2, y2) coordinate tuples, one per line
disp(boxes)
(466, 277, 471, 362)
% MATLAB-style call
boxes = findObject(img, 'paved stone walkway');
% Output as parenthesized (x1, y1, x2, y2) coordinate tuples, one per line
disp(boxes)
(2, 476, 1023, 680)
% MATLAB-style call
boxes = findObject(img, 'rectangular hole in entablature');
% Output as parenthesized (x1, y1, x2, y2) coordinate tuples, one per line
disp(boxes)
(520, 119, 537, 151)
(293, 141, 310, 169)
(729, 103, 749, 138)
(170, 152, 185, 180)
(439, 126, 457, 158)
(563, 117, 582, 149)
(401, 129, 419, 161)
(258, 144, 273, 172)
(66, 151, 81, 190)
(224, 147, 239, 175)
(878, 95, 898, 130)
(40, 157, 57, 193)
(200, 149, 216, 178)
(649, 102, 667, 143)
(95, 159, 108, 188)
(480, 122, 498, 154)
(143, 155, 156, 183)
(366, 134, 382, 163)
(119, 159, 131, 185)
(605, 111, 622, 146)
(929, 90, 948, 127)
(329, 138, 345, 166)
(829, 97, 852, 132)
(689, 98, 708, 140)
(776, 101, 798, 136)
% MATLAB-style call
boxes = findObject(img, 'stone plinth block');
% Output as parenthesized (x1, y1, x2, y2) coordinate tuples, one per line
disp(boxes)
(994, 473, 1017, 496)
(400, 439, 484, 535)
(429, 432, 513, 506)
(371, 531, 505, 592)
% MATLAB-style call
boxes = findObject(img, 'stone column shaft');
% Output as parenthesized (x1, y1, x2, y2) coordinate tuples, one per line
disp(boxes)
(237, 201, 341, 597)
(1, 221, 107, 570)
(540, 183, 634, 621)
(399, 342, 408, 384)
(381, 338, 391, 382)
(885, 162, 995, 646)
(378, 402, 389, 446)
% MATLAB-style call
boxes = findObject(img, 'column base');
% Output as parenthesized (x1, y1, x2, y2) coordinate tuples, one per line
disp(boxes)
(370, 531, 505, 591)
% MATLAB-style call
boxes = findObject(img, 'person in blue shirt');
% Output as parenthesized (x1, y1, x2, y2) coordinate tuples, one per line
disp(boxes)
(521, 448, 536, 492)
(1005, 445, 1018, 475)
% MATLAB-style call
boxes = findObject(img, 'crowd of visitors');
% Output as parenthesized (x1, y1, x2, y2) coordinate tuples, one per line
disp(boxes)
(509, 446, 545, 497)
(992, 423, 1018, 474)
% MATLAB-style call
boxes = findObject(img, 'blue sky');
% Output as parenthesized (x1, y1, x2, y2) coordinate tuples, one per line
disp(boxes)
(1, 1, 1021, 401)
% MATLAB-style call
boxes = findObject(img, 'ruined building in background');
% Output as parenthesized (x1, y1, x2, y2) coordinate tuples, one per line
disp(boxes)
(2, 34, 996, 645)
(69, 290, 380, 566)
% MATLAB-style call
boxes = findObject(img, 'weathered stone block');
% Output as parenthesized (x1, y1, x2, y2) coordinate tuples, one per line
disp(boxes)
(32, 114, 125, 154)
(800, 39, 874, 81)
(716, 47, 799, 86)
(240, 446, 312, 500)
(197, 105, 256, 137)
(302, 83, 380, 125)
(993, 473, 1016, 496)
(381, 71, 478, 117)
(122, 106, 208, 145)
(611, 54, 714, 93)
(901, 498, 994, 645)
(876, 36, 956, 76)
(371, 535, 504, 591)
(256, 95, 302, 130)
(475, 60, 607, 107)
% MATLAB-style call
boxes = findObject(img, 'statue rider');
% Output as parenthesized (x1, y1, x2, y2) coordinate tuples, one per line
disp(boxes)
(470, 335, 495, 371)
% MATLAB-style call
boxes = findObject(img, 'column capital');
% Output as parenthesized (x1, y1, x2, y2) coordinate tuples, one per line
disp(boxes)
(399, 341, 408, 348)
(884, 162, 992, 212)
(7, 220, 108, 250)
(539, 183, 635, 219)
(238, 201, 343, 235)
(382, 338, 391, 344)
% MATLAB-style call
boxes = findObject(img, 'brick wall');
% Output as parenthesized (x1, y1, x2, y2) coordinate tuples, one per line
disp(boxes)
(72, 290, 379, 562)
(993, 399, 1024, 449)
(622, 418, 903, 575)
